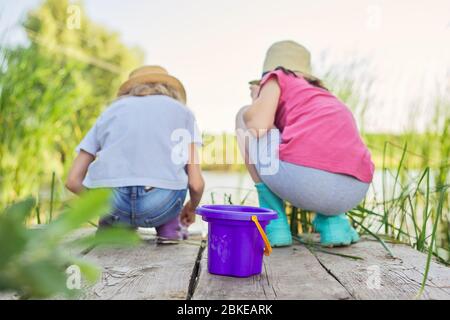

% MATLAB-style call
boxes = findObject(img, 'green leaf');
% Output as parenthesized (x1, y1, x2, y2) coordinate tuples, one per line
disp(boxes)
(72, 227, 141, 249)
(0, 199, 35, 267)
(0, 217, 28, 268)
(4, 197, 36, 222)
(15, 260, 69, 299)
(39, 189, 112, 243)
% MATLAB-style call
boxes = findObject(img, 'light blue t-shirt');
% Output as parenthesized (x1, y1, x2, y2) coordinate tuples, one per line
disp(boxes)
(76, 95, 202, 190)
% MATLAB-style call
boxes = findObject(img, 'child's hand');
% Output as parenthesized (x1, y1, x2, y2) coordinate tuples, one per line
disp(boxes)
(65, 150, 95, 195)
(180, 201, 196, 227)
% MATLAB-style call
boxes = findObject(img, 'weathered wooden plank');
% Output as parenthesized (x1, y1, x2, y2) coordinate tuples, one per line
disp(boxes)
(192, 251, 276, 300)
(81, 240, 201, 300)
(312, 239, 450, 300)
(263, 246, 352, 300)
(193, 244, 351, 300)
(385, 242, 450, 295)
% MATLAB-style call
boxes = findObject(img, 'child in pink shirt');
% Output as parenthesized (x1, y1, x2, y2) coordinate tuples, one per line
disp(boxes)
(236, 41, 374, 247)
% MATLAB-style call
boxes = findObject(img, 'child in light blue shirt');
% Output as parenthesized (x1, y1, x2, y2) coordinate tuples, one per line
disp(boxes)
(66, 66, 205, 240)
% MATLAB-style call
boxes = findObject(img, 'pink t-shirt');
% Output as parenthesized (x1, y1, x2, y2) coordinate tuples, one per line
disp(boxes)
(260, 70, 374, 183)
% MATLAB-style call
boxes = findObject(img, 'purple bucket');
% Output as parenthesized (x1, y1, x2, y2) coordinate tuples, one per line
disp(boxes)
(196, 205, 277, 278)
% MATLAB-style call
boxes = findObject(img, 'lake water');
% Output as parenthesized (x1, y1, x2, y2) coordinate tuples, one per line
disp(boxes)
(201, 170, 397, 205)
(191, 169, 447, 237)
(191, 170, 390, 235)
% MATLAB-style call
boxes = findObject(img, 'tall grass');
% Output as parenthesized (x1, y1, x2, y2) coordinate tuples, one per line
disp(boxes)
(292, 138, 449, 263)
(204, 109, 449, 265)
(207, 133, 448, 297)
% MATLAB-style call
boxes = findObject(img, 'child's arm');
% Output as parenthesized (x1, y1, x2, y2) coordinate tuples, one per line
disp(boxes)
(65, 150, 95, 195)
(244, 78, 281, 137)
(180, 143, 205, 226)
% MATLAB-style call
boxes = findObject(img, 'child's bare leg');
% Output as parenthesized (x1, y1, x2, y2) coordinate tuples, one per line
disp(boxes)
(235, 106, 292, 246)
(235, 106, 262, 183)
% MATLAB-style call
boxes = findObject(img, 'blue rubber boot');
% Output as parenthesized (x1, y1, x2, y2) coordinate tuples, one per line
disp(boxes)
(255, 183, 292, 247)
(312, 213, 360, 247)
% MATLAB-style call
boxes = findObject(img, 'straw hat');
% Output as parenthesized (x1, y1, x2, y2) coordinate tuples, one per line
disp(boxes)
(250, 40, 317, 85)
(118, 66, 187, 103)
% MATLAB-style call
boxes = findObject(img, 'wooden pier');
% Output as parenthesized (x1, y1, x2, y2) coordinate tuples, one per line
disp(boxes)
(2, 228, 450, 300)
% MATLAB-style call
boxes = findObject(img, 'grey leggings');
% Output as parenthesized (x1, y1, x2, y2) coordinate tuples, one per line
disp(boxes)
(235, 107, 370, 215)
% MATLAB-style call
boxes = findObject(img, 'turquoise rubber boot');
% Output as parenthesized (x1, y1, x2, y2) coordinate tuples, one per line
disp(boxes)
(255, 183, 292, 247)
(312, 213, 360, 247)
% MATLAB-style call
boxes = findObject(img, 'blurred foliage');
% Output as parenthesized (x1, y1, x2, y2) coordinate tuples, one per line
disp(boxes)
(0, 0, 143, 207)
(321, 58, 374, 131)
(0, 189, 140, 299)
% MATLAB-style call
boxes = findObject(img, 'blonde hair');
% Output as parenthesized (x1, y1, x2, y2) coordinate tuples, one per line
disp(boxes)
(123, 83, 183, 102)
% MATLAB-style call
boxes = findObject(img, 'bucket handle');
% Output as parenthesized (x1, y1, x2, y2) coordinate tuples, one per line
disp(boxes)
(251, 216, 272, 257)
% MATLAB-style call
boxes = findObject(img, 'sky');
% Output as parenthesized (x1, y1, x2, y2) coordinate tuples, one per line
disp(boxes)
(1, 0, 449, 133)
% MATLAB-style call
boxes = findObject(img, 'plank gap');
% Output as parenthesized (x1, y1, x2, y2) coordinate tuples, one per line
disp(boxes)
(187, 240, 207, 300)
(307, 246, 356, 300)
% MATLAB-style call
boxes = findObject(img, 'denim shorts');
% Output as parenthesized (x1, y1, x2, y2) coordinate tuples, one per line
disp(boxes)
(101, 186, 187, 228)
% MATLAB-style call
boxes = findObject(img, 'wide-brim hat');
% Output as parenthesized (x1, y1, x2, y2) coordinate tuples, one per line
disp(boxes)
(249, 40, 318, 85)
(118, 66, 187, 104)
